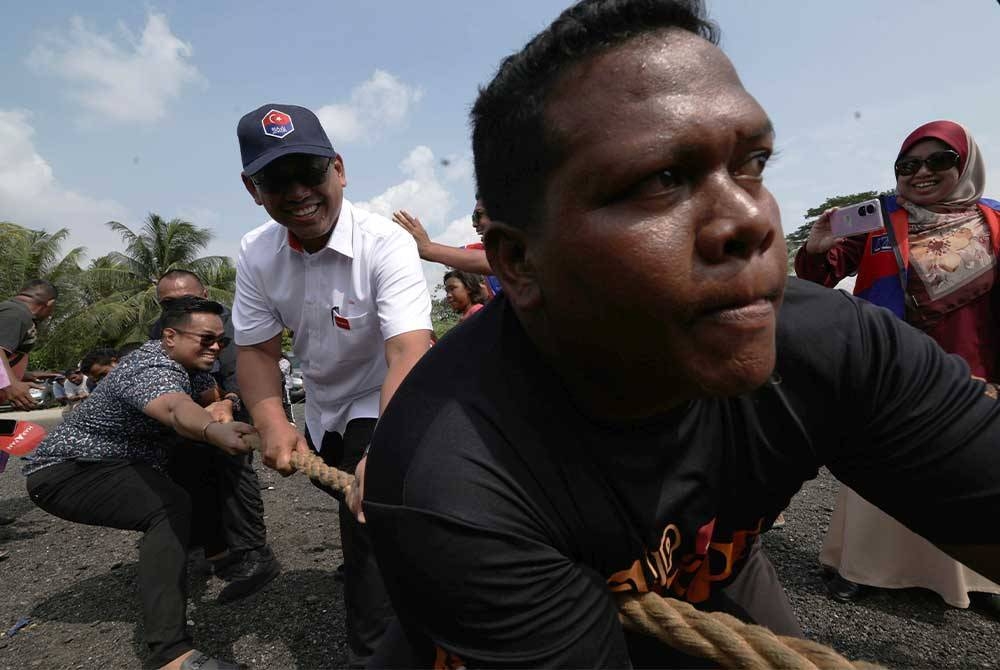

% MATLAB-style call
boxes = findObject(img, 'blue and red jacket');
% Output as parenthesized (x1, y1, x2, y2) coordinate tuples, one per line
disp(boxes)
(854, 195, 1000, 318)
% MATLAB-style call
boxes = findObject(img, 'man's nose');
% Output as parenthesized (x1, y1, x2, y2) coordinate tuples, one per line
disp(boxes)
(695, 173, 775, 264)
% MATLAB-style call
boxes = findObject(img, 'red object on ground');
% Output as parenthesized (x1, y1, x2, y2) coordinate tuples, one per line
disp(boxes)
(0, 421, 47, 457)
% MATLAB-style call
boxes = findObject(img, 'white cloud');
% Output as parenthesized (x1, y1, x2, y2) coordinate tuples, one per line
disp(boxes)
(28, 13, 202, 123)
(440, 154, 474, 183)
(355, 146, 479, 294)
(0, 109, 127, 258)
(316, 70, 423, 143)
(356, 146, 454, 224)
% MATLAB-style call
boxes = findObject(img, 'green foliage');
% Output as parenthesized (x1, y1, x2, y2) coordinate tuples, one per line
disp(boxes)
(784, 190, 893, 272)
(2, 214, 235, 371)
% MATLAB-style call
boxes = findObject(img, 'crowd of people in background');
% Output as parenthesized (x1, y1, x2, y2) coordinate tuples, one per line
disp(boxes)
(3, 0, 1000, 668)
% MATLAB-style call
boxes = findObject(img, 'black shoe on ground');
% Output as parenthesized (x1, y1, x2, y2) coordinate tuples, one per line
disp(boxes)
(827, 574, 866, 602)
(969, 592, 1000, 621)
(217, 547, 280, 604)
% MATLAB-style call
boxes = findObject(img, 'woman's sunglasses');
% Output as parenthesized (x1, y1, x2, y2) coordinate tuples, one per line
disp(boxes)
(251, 157, 333, 193)
(894, 150, 960, 177)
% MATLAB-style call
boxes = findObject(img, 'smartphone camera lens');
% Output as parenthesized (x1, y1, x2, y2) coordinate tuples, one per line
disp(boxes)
(865, 204, 876, 214)
(858, 206, 867, 216)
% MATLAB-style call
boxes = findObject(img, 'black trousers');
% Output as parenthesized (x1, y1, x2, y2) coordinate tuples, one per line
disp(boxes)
(307, 419, 394, 669)
(168, 443, 267, 557)
(27, 461, 193, 668)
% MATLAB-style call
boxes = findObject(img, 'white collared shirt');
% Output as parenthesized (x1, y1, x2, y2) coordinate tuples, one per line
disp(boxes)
(233, 199, 432, 443)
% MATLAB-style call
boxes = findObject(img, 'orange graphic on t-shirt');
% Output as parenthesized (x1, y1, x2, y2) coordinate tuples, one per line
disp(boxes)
(606, 518, 764, 604)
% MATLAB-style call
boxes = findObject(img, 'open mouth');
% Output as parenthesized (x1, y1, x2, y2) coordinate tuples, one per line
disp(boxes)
(912, 179, 939, 190)
(286, 203, 321, 219)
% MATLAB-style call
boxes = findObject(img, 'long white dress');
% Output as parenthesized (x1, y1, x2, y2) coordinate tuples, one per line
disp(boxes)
(820, 486, 1000, 608)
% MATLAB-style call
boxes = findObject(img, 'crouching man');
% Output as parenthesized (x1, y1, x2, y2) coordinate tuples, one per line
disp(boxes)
(24, 297, 255, 670)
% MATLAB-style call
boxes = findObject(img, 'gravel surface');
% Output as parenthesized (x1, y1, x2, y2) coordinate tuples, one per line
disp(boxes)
(1, 405, 997, 668)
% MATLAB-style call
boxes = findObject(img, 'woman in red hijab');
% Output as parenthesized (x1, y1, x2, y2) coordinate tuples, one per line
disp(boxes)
(797, 120, 1000, 617)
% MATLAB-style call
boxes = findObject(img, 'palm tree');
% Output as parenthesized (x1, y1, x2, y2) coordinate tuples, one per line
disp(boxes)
(0, 223, 86, 300)
(83, 213, 236, 345)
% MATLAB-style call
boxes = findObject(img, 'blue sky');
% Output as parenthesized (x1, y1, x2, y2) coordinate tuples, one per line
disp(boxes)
(3, 1, 999, 290)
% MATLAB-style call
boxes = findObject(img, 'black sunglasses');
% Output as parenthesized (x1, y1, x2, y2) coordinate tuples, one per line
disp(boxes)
(251, 157, 333, 193)
(171, 329, 231, 349)
(894, 150, 960, 177)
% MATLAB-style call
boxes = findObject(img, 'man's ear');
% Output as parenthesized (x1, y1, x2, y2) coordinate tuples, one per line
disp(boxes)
(484, 221, 542, 311)
(333, 154, 347, 188)
(161, 328, 177, 349)
(241, 173, 263, 206)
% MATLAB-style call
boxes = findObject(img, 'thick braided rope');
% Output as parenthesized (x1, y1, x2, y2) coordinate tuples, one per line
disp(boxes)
(241, 433, 355, 493)
(618, 592, 884, 670)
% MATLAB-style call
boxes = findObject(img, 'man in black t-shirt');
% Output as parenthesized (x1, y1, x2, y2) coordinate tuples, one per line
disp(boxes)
(359, 1, 1000, 667)
(0, 279, 57, 410)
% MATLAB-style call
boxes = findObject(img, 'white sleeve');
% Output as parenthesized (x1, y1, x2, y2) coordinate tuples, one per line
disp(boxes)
(232, 243, 285, 346)
(372, 231, 433, 340)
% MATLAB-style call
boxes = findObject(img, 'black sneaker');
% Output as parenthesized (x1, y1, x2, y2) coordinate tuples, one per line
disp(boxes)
(217, 547, 280, 604)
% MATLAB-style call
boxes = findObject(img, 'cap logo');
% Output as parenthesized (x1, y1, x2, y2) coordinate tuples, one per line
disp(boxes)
(262, 110, 294, 139)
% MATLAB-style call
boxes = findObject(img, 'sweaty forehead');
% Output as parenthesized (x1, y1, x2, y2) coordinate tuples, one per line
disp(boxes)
(546, 29, 753, 147)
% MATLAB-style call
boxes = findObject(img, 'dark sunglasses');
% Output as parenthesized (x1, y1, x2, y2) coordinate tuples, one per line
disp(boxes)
(251, 157, 332, 193)
(894, 150, 960, 177)
(171, 329, 231, 349)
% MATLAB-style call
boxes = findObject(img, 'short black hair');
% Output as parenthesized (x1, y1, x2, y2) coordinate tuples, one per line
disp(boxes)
(471, 0, 717, 230)
(444, 270, 487, 305)
(80, 348, 118, 375)
(18, 279, 58, 303)
(157, 269, 205, 297)
(160, 296, 225, 332)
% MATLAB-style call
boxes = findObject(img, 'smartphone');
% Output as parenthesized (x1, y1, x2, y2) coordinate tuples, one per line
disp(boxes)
(830, 198, 886, 238)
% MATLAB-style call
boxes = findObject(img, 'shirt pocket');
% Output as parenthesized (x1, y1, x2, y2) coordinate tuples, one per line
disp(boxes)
(332, 309, 379, 361)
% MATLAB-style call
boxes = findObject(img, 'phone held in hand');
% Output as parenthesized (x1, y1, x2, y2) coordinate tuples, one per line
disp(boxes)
(830, 199, 886, 238)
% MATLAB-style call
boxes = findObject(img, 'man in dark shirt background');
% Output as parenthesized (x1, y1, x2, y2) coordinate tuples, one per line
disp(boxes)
(0, 279, 57, 410)
(361, 0, 1000, 667)
(151, 270, 279, 603)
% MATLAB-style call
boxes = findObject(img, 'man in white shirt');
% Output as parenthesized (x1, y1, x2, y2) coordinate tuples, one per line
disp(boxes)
(62, 370, 89, 405)
(232, 103, 432, 666)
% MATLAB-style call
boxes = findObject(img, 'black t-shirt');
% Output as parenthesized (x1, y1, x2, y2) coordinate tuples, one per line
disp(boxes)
(365, 278, 1000, 668)
(0, 299, 37, 363)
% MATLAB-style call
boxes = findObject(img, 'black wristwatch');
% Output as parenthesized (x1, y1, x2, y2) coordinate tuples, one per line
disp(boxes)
(224, 393, 243, 415)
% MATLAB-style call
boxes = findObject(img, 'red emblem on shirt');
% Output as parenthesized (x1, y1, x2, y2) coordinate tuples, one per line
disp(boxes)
(332, 307, 350, 330)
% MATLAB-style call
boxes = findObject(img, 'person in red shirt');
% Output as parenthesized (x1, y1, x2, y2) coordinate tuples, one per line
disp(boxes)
(443, 270, 487, 321)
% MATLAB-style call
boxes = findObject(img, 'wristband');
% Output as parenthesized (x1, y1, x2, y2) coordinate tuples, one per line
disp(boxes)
(201, 420, 219, 442)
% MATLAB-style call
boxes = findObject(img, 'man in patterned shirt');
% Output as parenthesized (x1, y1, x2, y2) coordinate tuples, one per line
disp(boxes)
(24, 297, 255, 670)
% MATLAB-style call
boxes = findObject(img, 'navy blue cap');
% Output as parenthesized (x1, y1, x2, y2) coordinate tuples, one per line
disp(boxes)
(237, 104, 336, 175)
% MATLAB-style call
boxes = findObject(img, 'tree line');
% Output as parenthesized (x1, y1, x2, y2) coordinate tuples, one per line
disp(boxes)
(1, 214, 235, 371)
